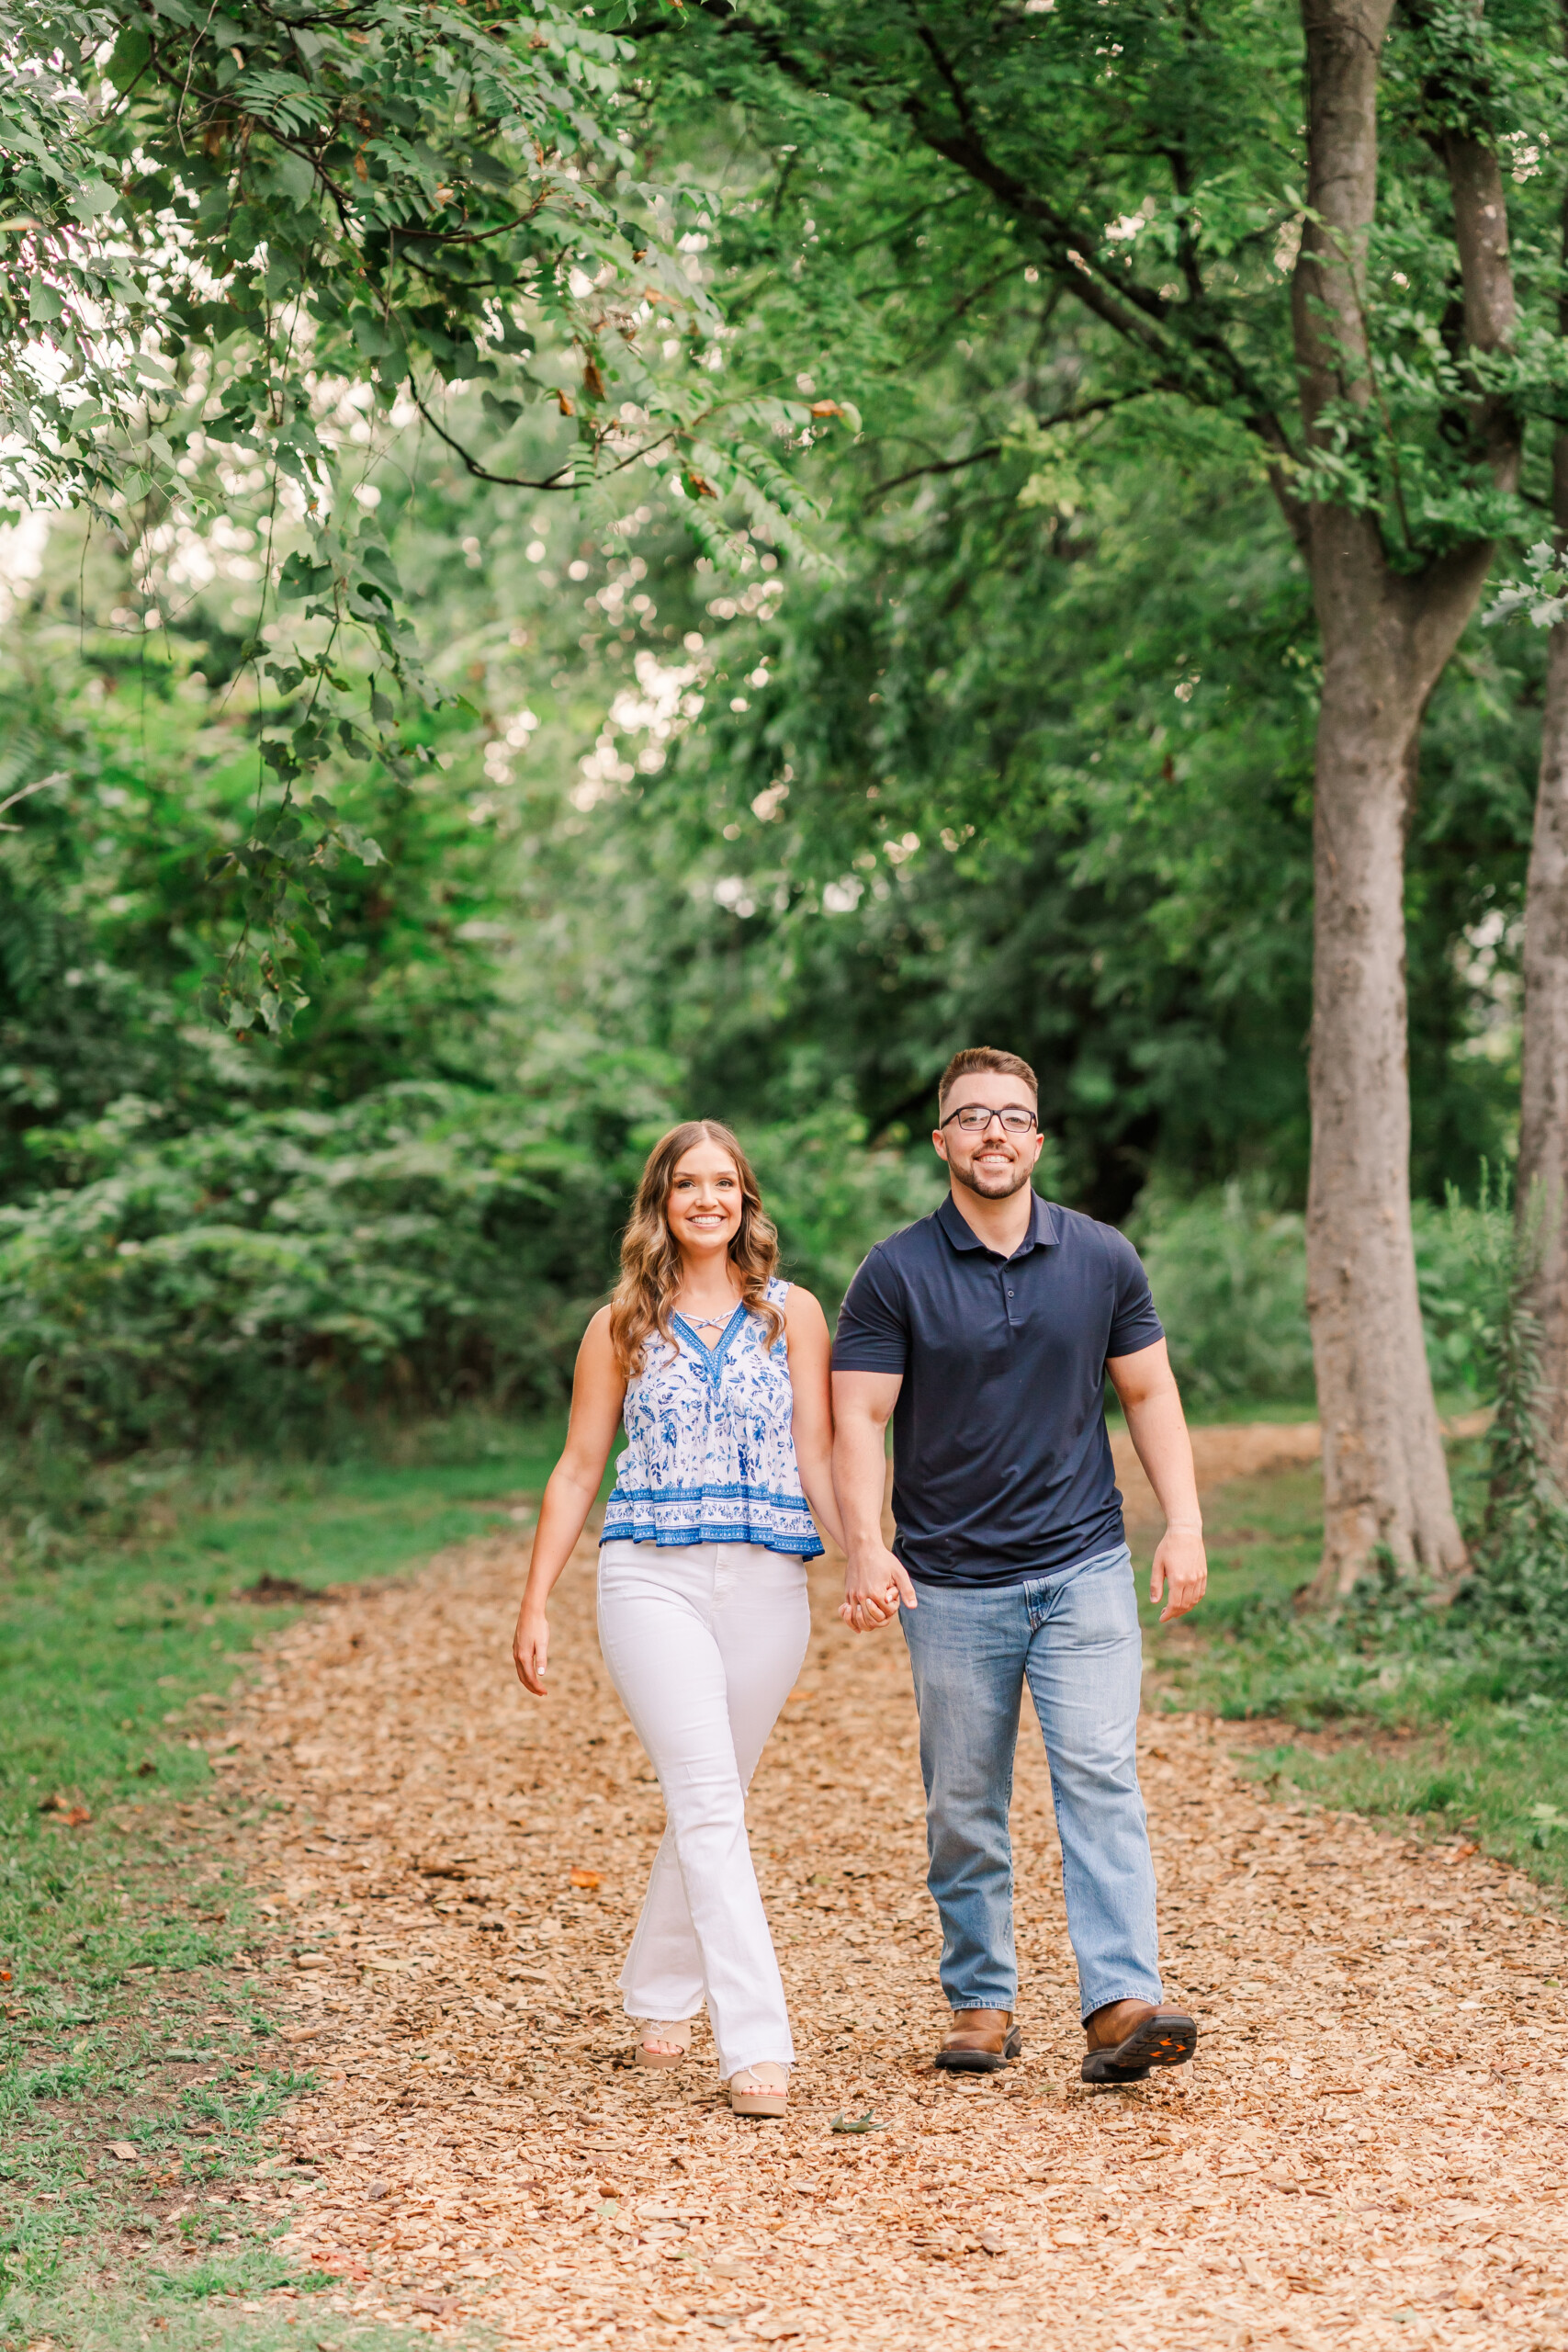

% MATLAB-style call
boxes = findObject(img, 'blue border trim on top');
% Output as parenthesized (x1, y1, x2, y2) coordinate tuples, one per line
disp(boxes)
(601, 1520, 825, 1556)
(606, 1480, 816, 1510)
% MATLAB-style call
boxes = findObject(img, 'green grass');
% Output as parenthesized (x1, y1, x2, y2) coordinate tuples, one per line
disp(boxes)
(1143, 1442, 1568, 1903)
(0, 1421, 565, 2348)
(2, 1437, 563, 1831)
(3, 2281, 492, 2352)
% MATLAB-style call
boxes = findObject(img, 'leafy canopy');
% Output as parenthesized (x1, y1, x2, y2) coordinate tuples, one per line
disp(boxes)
(1, 0, 844, 1029)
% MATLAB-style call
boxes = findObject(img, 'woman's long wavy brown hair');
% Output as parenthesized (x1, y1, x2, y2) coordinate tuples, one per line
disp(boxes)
(608, 1120, 784, 1377)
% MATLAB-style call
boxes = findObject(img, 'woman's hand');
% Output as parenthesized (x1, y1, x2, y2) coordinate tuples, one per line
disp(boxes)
(513, 1605, 550, 1697)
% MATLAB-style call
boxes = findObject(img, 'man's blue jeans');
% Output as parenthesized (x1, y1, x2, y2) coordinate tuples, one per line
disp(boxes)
(899, 1545, 1163, 2021)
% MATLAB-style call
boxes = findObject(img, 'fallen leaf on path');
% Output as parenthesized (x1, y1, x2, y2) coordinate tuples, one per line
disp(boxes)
(570, 1867, 602, 1888)
(39, 1792, 91, 1826)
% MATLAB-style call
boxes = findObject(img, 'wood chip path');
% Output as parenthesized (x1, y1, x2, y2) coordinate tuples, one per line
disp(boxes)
(214, 1520, 1568, 2352)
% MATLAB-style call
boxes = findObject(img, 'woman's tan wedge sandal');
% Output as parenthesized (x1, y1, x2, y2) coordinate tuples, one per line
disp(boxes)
(636, 2019, 693, 2069)
(728, 2063, 788, 2119)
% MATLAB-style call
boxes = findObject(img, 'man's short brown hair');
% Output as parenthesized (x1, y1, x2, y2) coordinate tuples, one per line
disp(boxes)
(938, 1046, 1039, 1111)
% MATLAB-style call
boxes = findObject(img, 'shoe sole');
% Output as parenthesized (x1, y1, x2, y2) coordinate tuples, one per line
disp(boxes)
(935, 2024, 1023, 2075)
(729, 2091, 787, 2117)
(1081, 2011, 1198, 2084)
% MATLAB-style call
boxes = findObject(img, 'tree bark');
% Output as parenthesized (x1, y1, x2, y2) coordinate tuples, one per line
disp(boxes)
(1293, 0, 1517, 1601)
(1516, 434, 1568, 1481)
(1303, 522, 1479, 1596)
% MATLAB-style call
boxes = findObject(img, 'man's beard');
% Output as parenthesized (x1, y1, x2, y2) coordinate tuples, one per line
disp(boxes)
(952, 1153, 1033, 1200)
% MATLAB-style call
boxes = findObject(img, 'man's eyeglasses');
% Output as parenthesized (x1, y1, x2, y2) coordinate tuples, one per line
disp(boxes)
(940, 1104, 1039, 1136)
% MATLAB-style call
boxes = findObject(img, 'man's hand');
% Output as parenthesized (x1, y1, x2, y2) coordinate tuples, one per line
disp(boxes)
(1150, 1526, 1206, 1623)
(513, 1607, 550, 1696)
(840, 1543, 916, 1633)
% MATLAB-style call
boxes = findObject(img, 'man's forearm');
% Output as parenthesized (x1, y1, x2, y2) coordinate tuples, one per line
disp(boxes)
(1122, 1389, 1201, 1530)
(833, 1416, 891, 1558)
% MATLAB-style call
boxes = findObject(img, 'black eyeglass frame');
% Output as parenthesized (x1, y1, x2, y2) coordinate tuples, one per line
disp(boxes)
(938, 1103, 1040, 1135)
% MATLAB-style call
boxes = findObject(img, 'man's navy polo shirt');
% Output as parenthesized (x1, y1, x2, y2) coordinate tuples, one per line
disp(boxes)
(830, 1191, 1164, 1587)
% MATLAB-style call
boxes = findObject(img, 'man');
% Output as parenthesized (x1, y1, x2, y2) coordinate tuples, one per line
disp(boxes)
(830, 1046, 1206, 2083)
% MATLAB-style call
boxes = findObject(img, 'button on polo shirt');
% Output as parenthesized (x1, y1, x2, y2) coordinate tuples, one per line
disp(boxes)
(830, 1192, 1164, 1587)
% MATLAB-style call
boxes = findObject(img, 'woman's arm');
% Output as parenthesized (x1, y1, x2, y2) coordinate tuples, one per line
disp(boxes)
(513, 1307, 626, 1697)
(784, 1285, 845, 1553)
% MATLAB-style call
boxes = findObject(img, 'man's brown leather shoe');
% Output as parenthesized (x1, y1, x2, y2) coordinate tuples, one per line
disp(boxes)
(1082, 1998, 1198, 2083)
(935, 2009, 1023, 2075)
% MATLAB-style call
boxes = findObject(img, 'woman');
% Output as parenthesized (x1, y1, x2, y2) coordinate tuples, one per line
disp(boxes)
(512, 1119, 843, 2119)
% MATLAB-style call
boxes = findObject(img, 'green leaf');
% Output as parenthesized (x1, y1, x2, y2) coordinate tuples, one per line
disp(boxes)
(70, 179, 120, 222)
(271, 151, 315, 208)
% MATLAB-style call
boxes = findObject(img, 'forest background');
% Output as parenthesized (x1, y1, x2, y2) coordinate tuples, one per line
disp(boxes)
(6, 0, 1568, 1796)
(2, 0, 1540, 1520)
(9, 11, 1568, 2329)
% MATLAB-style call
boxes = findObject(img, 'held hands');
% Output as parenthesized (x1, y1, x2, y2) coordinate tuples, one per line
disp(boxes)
(1151, 1524, 1207, 1623)
(513, 1606, 550, 1697)
(840, 1543, 917, 1634)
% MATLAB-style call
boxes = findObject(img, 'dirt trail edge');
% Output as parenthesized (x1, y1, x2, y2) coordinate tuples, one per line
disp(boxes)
(219, 1530, 1568, 2352)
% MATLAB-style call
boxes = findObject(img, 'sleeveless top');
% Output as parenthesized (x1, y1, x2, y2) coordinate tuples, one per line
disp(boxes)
(602, 1276, 824, 1556)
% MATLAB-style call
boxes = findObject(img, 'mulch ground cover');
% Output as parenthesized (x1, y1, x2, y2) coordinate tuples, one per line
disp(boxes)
(196, 1526, 1568, 2352)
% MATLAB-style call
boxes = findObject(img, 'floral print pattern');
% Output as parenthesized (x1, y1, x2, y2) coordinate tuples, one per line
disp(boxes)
(603, 1278, 823, 1555)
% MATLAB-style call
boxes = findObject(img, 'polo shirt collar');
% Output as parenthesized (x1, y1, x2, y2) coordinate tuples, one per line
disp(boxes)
(936, 1190, 1059, 1258)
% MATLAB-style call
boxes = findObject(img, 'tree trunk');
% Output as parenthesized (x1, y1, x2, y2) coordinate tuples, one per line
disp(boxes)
(1517, 434, 1568, 1481)
(1303, 515, 1473, 1600)
(1291, 0, 1517, 1602)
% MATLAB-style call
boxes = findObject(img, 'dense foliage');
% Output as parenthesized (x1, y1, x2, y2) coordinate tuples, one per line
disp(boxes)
(0, 1074, 936, 1453)
(0, 0, 1557, 1492)
(3, 0, 849, 1032)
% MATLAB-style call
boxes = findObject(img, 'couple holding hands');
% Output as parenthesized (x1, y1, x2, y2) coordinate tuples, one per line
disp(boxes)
(512, 1047, 1208, 2120)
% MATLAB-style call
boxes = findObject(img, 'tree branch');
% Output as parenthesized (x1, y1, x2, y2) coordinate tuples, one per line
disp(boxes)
(678, 0, 1305, 520)
(1440, 130, 1521, 491)
(411, 386, 578, 489)
(1398, 0, 1521, 492)
(862, 390, 1158, 503)
(863, 443, 1002, 502)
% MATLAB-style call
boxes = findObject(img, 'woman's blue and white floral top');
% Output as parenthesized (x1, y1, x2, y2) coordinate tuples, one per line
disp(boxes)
(602, 1277, 823, 1557)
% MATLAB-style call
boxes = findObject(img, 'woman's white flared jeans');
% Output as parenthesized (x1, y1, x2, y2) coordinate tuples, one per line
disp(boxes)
(597, 1538, 809, 2079)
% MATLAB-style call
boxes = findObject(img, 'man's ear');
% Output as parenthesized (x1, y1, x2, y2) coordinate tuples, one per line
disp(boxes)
(932, 1126, 950, 1163)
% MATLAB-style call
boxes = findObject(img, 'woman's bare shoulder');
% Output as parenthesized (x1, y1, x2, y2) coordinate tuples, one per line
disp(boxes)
(781, 1283, 829, 1333)
(577, 1302, 619, 1361)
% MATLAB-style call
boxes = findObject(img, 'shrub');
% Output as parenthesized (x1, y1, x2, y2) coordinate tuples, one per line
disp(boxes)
(1131, 1174, 1512, 1409)
(1130, 1178, 1314, 1406)
(0, 1070, 936, 1458)
(1179, 1175, 1568, 1736)
(750, 1097, 943, 1306)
